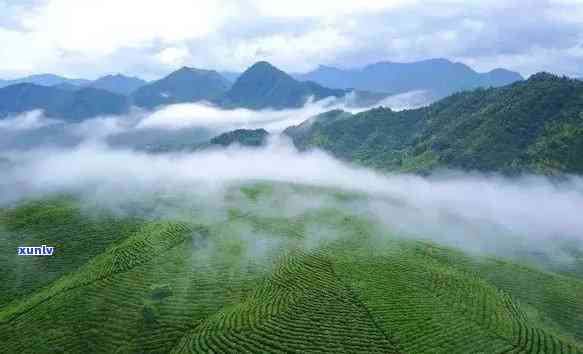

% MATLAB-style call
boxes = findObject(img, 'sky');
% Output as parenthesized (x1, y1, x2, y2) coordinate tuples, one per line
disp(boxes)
(0, 0, 582, 80)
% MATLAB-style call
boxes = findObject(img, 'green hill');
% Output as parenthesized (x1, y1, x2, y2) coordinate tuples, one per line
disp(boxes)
(1, 184, 582, 353)
(284, 73, 583, 174)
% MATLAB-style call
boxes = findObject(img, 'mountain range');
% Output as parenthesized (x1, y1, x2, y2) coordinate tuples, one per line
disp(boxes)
(294, 58, 523, 98)
(0, 62, 356, 119)
(0, 58, 524, 120)
(5, 59, 581, 176)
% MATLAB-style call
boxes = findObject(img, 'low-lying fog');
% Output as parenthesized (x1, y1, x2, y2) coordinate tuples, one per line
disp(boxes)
(1, 93, 582, 266)
(0, 91, 431, 151)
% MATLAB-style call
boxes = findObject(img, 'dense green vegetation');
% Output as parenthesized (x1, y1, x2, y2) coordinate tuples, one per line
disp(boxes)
(285, 73, 583, 174)
(1, 183, 582, 353)
(209, 128, 269, 147)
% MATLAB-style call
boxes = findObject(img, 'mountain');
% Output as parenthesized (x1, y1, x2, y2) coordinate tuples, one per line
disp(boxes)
(284, 72, 583, 175)
(219, 71, 241, 82)
(0, 83, 130, 121)
(295, 59, 523, 98)
(66, 87, 130, 121)
(218, 61, 347, 109)
(89, 74, 147, 95)
(0, 74, 90, 88)
(131, 67, 230, 109)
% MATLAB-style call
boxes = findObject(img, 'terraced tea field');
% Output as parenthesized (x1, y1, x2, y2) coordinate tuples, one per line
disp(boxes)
(0, 183, 582, 353)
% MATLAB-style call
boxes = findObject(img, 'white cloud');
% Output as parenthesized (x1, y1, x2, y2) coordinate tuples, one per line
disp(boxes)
(20, 0, 229, 55)
(376, 90, 431, 111)
(2, 140, 583, 260)
(155, 46, 190, 66)
(252, 0, 415, 18)
(136, 97, 356, 132)
(0, 110, 61, 131)
(0, 0, 582, 78)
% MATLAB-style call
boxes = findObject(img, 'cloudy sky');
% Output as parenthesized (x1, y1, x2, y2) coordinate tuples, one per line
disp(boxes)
(1, 0, 582, 80)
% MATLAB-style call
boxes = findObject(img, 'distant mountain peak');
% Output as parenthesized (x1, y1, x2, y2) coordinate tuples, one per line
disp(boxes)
(250, 61, 276, 69)
(130, 66, 230, 109)
(174, 66, 198, 74)
(243, 61, 287, 77)
(90, 74, 147, 96)
(219, 61, 345, 109)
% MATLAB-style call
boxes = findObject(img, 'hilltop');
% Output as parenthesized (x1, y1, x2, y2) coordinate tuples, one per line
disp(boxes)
(218, 61, 346, 109)
(131, 67, 231, 109)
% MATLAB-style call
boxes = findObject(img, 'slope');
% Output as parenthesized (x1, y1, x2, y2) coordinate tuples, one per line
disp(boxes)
(1, 184, 582, 353)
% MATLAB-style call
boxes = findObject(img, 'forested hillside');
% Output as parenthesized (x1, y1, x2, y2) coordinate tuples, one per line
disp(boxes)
(285, 73, 583, 174)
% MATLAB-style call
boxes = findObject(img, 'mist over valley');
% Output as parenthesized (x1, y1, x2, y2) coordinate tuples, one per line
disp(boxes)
(1, 2, 583, 352)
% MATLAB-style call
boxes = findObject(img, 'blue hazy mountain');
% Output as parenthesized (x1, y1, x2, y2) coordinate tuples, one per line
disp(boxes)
(219, 71, 242, 82)
(218, 61, 346, 109)
(0, 83, 129, 121)
(0, 74, 90, 88)
(89, 74, 147, 96)
(51, 82, 83, 91)
(131, 67, 231, 109)
(294, 58, 523, 97)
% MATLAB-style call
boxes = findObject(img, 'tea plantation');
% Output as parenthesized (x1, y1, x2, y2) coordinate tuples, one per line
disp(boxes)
(0, 184, 582, 353)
